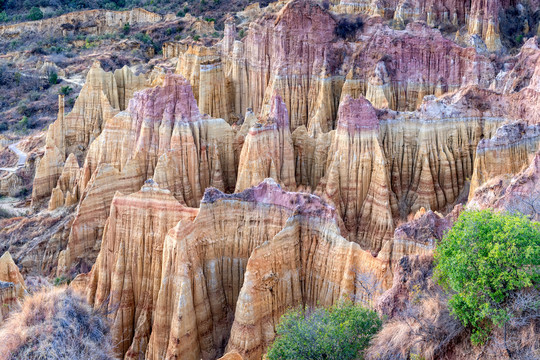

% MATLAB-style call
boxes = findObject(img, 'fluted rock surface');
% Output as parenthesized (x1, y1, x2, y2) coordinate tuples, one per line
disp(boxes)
(235, 93, 296, 192)
(32, 63, 147, 205)
(48, 153, 80, 211)
(319, 95, 396, 252)
(86, 181, 198, 359)
(144, 180, 386, 360)
(469, 122, 540, 197)
(469, 151, 540, 220)
(61, 73, 236, 275)
(226, 200, 387, 358)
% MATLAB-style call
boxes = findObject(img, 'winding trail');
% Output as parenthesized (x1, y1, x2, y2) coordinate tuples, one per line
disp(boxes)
(0, 141, 27, 173)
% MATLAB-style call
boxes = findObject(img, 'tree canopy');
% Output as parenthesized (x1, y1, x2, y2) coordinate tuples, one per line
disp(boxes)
(435, 210, 540, 345)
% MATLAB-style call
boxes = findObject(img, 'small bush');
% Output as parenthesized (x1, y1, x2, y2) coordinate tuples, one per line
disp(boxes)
(134, 32, 152, 44)
(27, 7, 44, 21)
(48, 71, 58, 85)
(335, 16, 364, 40)
(267, 300, 382, 360)
(193, 34, 200, 41)
(59, 85, 72, 96)
(435, 210, 540, 345)
(0, 11, 9, 23)
(18, 116, 29, 130)
(122, 22, 130, 35)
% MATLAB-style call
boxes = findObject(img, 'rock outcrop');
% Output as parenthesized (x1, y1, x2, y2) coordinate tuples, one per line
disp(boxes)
(0, 252, 26, 323)
(469, 122, 540, 197)
(235, 93, 296, 192)
(60, 73, 236, 275)
(470, 151, 540, 220)
(32, 63, 147, 206)
(144, 180, 387, 360)
(86, 181, 198, 358)
(0, 8, 165, 39)
(319, 95, 396, 252)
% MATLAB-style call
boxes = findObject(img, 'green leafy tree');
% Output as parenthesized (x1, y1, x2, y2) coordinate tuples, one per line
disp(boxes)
(267, 300, 382, 360)
(27, 6, 43, 21)
(435, 210, 540, 345)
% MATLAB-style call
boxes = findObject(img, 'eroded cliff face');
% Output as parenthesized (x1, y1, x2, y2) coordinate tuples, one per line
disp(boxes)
(32, 63, 148, 206)
(60, 73, 236, 275)
(0, 8, 166, 39)
(86, 180, 198, 358)
(235, 93, 296, 192)
(87, 179, 387, 359)
(318, 95, 396, 252)
(16, 1, 540, 359)
(0, 252, 26, 323)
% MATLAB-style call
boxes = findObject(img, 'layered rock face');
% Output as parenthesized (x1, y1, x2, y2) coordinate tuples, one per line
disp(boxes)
(143, 180, 387, 359)
(0, 8, 165, 39)
(469, 122, 540, 197)
(32, 63, 147, 206)
(86, 181, 198, 358)
(470, 151, 540, 220)
(318, 95, 396, 252)
(235, 93, 296, 192)
(61, 73, 236, 274)
(331, 0, 529, 51)
(0, 252, 26, 323)
(167, 0, 495, 134)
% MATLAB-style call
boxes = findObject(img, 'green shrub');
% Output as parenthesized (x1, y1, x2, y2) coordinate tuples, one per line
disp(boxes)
(267, 300, 382, 360)
(123, 22, 130, 35)
(435, 210, 540, 345)
(0, 11, 9, 23)
(59, 86, 72, 96)
(48, 71, 58, 85)
(193, 34, 200, 41)
(18, 116, 29, 130)
(134, 32, 152, 44)
(27, 7, 44, 21)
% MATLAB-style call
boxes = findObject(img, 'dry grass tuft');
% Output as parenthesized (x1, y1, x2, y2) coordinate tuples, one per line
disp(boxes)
(0, 287, 113, 360)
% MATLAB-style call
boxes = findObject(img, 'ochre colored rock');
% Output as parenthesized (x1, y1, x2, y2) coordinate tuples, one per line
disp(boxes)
(86, 180, 198, 359)
(469, 122, 540, 197)
(48, 153, 80, 211)
(0, 8, 165, 39)
(0, 252, 26, 323)
(235, 93, 295, 192)
(32, 63, 147, 206)
(470, 151, 540, 220)
(61, 73, 235, 274)
(319, 95, 396, 252)
(145, 180, 387, 360)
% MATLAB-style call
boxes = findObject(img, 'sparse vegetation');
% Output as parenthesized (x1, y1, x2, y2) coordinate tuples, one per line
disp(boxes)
(47, 71, 58, 85)
(59, 85, 73, 96)
(27, 6, 43, 21)
(0, 207, 15, 219)
(335, 16, 364, 40)
(122, 22, 130, 35)
(267, 300, 382, 360)
(0, 288, 114, 360)
(435, 210, 540, 345)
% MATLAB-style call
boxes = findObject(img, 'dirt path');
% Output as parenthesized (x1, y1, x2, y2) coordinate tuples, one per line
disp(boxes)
(0, 141, 27, 173)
